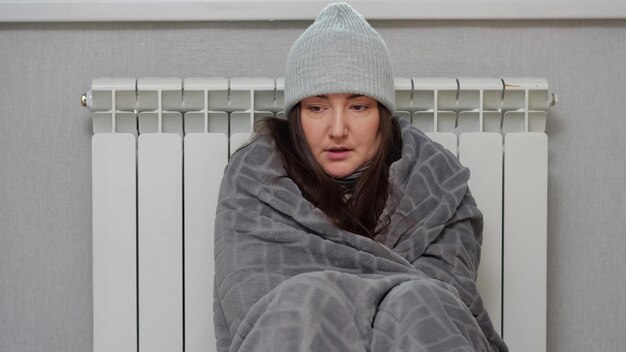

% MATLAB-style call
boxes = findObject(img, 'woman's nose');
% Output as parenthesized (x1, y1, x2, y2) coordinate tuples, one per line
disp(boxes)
(329, 110, 348, 138)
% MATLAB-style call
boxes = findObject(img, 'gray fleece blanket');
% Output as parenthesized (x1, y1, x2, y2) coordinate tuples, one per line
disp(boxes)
(214, 117, 508, 352)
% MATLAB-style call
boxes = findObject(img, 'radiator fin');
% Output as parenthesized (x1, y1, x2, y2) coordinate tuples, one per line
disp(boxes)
(138, 134, 184, 352)
(503, 132, 548, 352)
(92, 134, 137, 352)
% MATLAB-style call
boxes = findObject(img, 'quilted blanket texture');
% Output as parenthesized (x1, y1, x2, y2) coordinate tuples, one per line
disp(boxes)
(214, 117, 508, 352)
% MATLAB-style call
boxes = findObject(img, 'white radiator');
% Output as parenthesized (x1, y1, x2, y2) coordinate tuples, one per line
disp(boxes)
(85, 76, 553, 352)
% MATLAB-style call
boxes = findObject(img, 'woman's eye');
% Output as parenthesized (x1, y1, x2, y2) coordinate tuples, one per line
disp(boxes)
(352, 104, 368, 112)
(307, 105, 324, 112)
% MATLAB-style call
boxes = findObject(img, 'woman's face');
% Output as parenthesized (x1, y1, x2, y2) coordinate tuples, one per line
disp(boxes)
(300, 93, 381, 178)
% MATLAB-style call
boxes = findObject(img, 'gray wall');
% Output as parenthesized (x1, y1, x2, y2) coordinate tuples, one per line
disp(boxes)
(1, 19, 625, 352)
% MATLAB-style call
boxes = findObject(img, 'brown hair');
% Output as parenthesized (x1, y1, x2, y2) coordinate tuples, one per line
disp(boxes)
(261, 102, 402, 239)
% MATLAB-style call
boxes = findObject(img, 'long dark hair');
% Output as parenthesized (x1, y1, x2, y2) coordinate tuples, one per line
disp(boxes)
(261, 102, 402, 239)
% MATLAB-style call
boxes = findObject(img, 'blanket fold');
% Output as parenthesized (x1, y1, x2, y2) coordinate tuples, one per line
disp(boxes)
(214, 117, 508, 352)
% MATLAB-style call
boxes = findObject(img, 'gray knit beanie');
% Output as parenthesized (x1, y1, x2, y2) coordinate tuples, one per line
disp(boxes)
(284, 2, 395, 117)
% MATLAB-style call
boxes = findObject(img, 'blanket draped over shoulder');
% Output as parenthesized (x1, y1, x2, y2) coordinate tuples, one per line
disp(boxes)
(214, 117, 508, 352)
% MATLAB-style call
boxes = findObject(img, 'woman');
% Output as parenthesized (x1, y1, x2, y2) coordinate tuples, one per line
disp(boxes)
(214, 3, 507, 351)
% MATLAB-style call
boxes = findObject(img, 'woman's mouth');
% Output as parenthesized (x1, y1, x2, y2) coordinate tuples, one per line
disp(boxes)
(326, 147, 352, 160)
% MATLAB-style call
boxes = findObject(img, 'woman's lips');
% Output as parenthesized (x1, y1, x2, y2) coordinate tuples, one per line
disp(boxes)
(326, 147, 352, 161)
